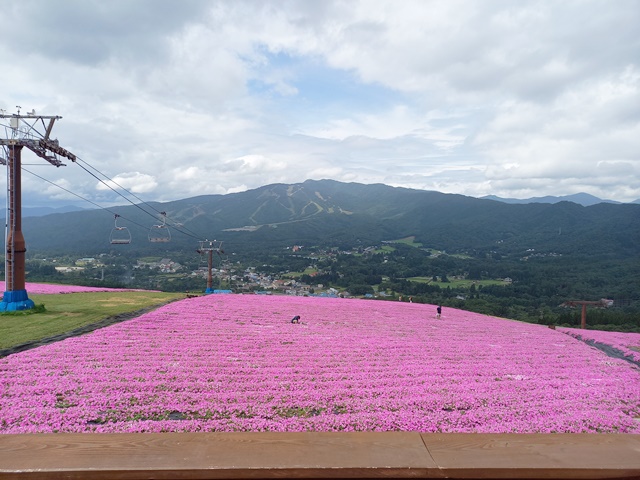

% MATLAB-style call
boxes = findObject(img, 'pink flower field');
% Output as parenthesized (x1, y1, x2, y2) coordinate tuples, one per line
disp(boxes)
(0, 281, 150, 295)
(559, 327, 640, 363)
(1, 294, 639, 434)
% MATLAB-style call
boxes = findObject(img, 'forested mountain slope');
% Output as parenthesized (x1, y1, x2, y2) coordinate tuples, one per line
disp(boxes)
(22, 179, 640, 259)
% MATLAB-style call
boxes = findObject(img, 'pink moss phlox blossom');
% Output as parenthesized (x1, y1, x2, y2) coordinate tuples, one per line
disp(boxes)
(1, 295, 639, 433)
(0, 281, 153, 295)
(558, 327, 640, 363)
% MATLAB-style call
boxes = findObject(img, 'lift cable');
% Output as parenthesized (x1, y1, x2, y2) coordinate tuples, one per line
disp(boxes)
(74, 159, 165, 217)
(22, 163, 205, 242)
(71, 157, 206, 241)
(1, 111, 207, 242)
(21, 167, 152, 233)
(72, 161, 168, 224)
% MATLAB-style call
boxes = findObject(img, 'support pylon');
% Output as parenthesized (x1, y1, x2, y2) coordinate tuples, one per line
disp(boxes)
(560, 299, 613, 329)
(1, 145, 33, 310)
(0, 111, 75, 311)
(197, 240, 224, 294)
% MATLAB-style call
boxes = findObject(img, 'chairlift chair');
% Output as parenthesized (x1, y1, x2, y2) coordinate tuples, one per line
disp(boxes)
(148, 211, 171, 243)
(109, 214, 131, 245)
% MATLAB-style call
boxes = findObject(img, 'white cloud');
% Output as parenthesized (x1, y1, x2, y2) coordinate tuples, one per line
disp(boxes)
(96, 172, 158, 194)
(477, 64, 640, 195)
(224, 154, 288, 173)
(0, 0, 638, 205)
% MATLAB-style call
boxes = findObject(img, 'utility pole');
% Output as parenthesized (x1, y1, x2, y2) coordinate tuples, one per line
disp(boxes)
(196, 240, 224, 294)
(560, 299, 613, 329)
(0, 109, 76, 311)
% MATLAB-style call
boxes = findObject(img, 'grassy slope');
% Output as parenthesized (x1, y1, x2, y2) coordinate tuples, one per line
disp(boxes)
(0, 291, 182, 349)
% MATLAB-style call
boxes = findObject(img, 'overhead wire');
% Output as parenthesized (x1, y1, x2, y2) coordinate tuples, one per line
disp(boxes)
(21, 167, 152, 233)
(1, 114, 208, 242)
(21, 161, 206, 242)
(75, 158, 165, 217)
(71, 161, 166, 223)
(71, 157, 207, 241)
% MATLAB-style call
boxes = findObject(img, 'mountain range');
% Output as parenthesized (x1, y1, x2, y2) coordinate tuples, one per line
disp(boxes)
(1, 205, 86, 218)
(19, 180, 640, 259)
(480, 192, 639, 206)
(19, 191, 636, 217)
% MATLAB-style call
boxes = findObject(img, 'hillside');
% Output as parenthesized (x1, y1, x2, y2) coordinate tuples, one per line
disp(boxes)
(1, 293, 638, 433)
(480, 192, 621, 206)
(21, 179, 640, 258)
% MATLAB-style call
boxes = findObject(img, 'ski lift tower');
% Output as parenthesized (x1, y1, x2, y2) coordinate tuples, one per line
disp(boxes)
(197, 240, 224, 294)
(0, 109, 76, 311)
(560, 298, 613, 329)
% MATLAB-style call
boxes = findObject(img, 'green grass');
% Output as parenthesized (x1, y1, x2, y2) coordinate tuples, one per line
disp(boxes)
(407, 277, 508, 289)
(0, 291, 181, 350)
(424, 248, 464, 257)
(137, 257, 163, 263)
(407, 276, 434, 284)
(284, 267, 317, 278)
(387, 236, 423, 247)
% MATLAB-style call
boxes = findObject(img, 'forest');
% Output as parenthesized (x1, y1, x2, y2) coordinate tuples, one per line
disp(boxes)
(15, 236, 640, 332)
(3, 181, 638, 331)
(294, 244, 639, 332)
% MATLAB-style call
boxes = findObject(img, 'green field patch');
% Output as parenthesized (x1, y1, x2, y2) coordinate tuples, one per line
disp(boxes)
(0, 291, 181, 350)
(137, 257, 164, 263)
(386, 236, 423, 248)
(408, 278, 508, 289)
(407, 277, 434, 284)
(284, 267, 317, 278)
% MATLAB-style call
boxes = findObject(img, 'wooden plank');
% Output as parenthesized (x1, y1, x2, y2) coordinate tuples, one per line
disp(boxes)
(0, 431, 437, 479)
(422, 433, 640, 479)
(2, 432, 639, 479)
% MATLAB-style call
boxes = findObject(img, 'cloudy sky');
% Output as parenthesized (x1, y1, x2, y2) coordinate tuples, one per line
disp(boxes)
(1, 0, 639, 208)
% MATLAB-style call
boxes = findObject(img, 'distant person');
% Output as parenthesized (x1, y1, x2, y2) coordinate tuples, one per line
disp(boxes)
(291, 315, 301, 324)
(436, 305, 442, 319)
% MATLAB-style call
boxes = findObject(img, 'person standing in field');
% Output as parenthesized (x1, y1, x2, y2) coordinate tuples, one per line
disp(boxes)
(436, 305, 442, 319)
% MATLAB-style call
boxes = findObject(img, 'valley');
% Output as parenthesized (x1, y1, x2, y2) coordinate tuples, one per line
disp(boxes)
(3, 180, 637, 331)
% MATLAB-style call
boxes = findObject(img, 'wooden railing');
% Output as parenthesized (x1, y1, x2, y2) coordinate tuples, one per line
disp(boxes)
(1, 432, 639, 479)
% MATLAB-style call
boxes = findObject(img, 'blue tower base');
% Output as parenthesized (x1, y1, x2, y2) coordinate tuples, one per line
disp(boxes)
(0, 289, 35, 312)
